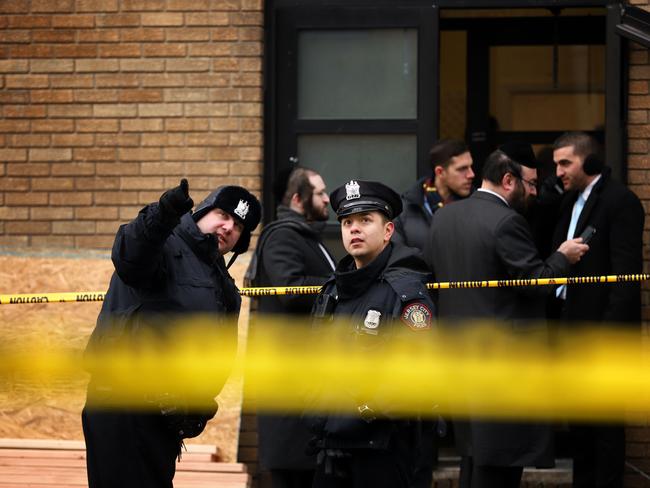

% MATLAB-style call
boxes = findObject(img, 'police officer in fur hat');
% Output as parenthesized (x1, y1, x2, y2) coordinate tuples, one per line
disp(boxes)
(308, 180, 436, 488)
(82, 179, 261, 488)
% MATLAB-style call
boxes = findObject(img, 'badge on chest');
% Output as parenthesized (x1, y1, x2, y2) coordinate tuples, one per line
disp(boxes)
(360, 309, 382, 335)
(401, 303, 432, 331)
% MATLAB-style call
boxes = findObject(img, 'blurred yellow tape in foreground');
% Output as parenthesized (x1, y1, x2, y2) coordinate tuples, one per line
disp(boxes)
(1, 318, 648, 422)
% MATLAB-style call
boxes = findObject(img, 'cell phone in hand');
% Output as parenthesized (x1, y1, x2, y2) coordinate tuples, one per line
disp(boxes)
(578, 225, 596, 244)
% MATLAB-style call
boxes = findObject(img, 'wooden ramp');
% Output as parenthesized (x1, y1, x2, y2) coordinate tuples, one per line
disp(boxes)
(0, 439, 250, 488)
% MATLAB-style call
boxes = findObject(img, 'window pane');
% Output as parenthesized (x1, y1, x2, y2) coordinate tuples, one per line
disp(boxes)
(297, 134, 417, 219)
(298, 29, 418, 120)
(490, 45, 605, 132)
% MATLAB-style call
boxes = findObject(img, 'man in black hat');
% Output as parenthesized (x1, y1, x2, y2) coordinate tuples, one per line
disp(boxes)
(427, 145, 590, 488)
(82, 179, 261, 488)
(308, 180, 436, 488)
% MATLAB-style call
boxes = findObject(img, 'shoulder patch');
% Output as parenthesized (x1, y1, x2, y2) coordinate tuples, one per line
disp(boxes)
(400, 302, 432, 331)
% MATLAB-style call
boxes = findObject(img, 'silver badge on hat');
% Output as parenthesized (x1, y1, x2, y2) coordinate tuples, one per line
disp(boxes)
(364, 309, 381, 329)
(234, 199, 249, 219)
(345, 180, 361, 200)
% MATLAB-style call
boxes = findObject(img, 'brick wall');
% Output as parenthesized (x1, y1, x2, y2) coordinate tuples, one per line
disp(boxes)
(0, 0, 263, 249)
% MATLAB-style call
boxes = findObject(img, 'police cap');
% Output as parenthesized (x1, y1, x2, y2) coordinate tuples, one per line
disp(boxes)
(330, 180, 402, 220)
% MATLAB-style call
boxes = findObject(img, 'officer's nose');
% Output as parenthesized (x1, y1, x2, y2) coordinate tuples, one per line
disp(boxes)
(222, 218, 234, 233)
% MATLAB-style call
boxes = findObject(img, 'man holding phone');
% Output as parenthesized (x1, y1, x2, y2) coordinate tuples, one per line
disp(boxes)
(551, 132, 645, 488)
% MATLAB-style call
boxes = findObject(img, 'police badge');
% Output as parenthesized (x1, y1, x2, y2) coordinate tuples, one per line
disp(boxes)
(364, 309, 381, 329)
(345, 180, 361, 200)
(234, 199, 249, 219)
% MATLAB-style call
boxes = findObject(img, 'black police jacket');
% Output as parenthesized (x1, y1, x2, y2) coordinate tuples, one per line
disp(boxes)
(310, 242, 435, 451)
(85, 205, 241, 415)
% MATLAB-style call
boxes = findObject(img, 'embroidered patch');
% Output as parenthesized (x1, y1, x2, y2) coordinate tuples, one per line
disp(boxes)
(364, 309, 381, 329)
(234, 199, 249, 219)
(401, 303, 432, 330)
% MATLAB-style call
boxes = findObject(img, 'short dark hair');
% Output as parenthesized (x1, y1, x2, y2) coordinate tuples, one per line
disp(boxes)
(553, 132, 603, 160)
(281, 167, 317, 207)
(429, 139, 469, 170)
(482, 149, 524, 186)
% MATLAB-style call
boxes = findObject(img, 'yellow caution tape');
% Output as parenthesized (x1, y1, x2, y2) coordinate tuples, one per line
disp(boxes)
(1, 273, 648, 304)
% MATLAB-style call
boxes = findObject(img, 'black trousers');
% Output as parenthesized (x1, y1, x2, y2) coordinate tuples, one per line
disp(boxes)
(459, 456, 523, 488)
(82, 406, 180, 488)
(312, 449, 410, 488)
(571, 423, 625, 488)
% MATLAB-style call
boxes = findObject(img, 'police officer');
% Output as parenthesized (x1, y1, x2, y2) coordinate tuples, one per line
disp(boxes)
(82, 179, 261, 488)
(309, 180, 436, 488)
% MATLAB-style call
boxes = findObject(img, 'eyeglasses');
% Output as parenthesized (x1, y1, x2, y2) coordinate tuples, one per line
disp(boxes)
(512, 173, 537, 189)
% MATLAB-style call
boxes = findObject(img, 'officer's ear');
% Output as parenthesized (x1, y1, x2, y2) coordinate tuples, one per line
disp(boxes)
(385, 220, 395, 242)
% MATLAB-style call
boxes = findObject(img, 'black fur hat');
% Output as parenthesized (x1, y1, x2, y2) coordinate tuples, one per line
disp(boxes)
(193, 186, 261, 257)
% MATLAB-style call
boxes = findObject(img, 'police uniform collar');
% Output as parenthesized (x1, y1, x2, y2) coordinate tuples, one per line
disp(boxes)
(335, 243, 392, 300)
(176, 213, 222, 267)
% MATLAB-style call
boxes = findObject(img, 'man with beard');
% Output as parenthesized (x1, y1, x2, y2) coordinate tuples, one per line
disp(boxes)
(247, 167, 336, 488)
(394, 139, 474, 250)
(426, 144, 589, 488)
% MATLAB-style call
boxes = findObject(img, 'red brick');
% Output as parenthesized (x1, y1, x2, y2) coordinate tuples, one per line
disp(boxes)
(51, 162, 95, 175)
(78, 30, 120, 42)
(230, 102, 262, 117)
(140, 162, 184, 175)
(629, 139, 649, 154)
(52, 134, 95, 147)
(141, 133, 184, 146)
(74, 148, 117, 161)
(75, 176, 120, 190)
(4, 105, 46, 118)
(240, 58, 262, 72)
(31, 178, 75, 191)
(93, 104, 137, 117)
(185, 161, 229, 175)
(123, 0, 165, 10)
(241, 88, 262, 102)
(0, 207, 29, 219)
(232, 72, 261, 87)
(49, 104, 93, 117)
(229, 132, 262, 146)
(32, 30, 76, 43)
(164, 147, 206, 161)
(0, 236, 29, 246)
(6, 221, 52, 234)
(52, 221, 96, 234)
(6, 75, 49, 89)
(52, 14, 95, 28)
(9, 45, 54, 58)
(208, 146, 238, 160)
(0, 177, 29, 191)
(96, 14, 141, 28)
(76, 59, 119, 72)
(50, 192, 93, 206)
(95, 191, 140, 205)
(96, 221, 121, 234)
(5, 192, 49, 205)
(0, 60, 28, 73)
(0, 149, 27, 162)
(30, 59, 74, 73)
(142, 44, 187, 57)
(95, 74, 139, 87)
(119, 148, 161, 161)
(231, 12, 264, 27)
(50, 74, 94, 88)
(186, 133, 228, 146)
(629, 110, 648, 124)
(212, 58, 239, 72)
(121, 118, 163, 132)
(168, 28, 211, 42)
(186, 12, 229, 26)
(31, 89, 74, 103)
(29, 148, 72, 161)
(629, 125, 650, 139)
(240, 116, 263, 130)
(120, 59, 164, 72)
(233, 41, 262, 56)
(0, 120, 30, 132)
(75, 206, 120, 220)
(32, 235, 76, 246)
(74, 89, 119, 103)
(210, 118, 238, 131)
(120, 28, 164, 42)
(0, 0, 29, 13)
(32, 0, 74, 12)
(31, 119, 74, 132)
(630, 50, 649, 65)
(120, 176, 164, 190)
(0, 30, 30, 43)
(96, 162, 140, 176)
(7, 134, 50, 147)
(99, 44, 141, 57)
(119, 89, 163, 103)
(165, 88, 209, 102)
(76, 119, 119, 132)
(188, 43, 230, 56)
(77, 0, 119, 12)
(239, 27, 263, 41)
(168, 0, 209, 9)
(238, 146, 262, 161)
(142, 13, 184, 26)
(75, 234, 115, 248)
(52, 44, 98, 57)
(138, 103, 182, 117)
(95, 134, 140, 146)
(185, 102, 228, 117)
(165, 118, 209, 131)
(141, 73, 186, 87)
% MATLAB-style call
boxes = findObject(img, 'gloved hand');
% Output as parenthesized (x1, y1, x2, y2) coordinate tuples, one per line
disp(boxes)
(159, 178, 194, 220)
